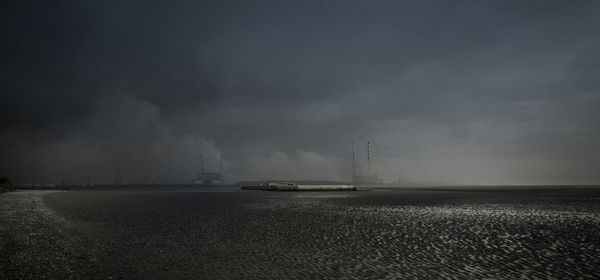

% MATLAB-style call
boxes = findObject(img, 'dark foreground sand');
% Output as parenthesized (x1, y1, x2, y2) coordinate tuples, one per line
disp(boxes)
(0, 191, 108, 280)
(2, 187, 600, 279)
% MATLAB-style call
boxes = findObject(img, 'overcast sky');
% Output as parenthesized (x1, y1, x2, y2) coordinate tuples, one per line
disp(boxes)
(1, 0, 599, 185)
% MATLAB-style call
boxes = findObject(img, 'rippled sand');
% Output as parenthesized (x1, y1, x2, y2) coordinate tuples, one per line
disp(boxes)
(2, 187, 600, 279)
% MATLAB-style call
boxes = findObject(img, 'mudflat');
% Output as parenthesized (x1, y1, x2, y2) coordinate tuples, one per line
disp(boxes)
(0, 191, 107, 280)
(2, 187, 600, 279)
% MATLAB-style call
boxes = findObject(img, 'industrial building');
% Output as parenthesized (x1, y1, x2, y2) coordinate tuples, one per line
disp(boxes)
(192, 154, 224, 185)
(193, 172, 224, 185)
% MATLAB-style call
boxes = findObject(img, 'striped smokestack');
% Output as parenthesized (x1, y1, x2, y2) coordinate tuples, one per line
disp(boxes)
(367, 141, 371, 173)
(352, 141, 356, 184)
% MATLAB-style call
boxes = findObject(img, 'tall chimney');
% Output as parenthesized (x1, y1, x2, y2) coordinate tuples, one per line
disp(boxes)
(199, 154, 204, 173)
(367, 141, 371, 173)
(352, 141, 356, 184)
(219, 156, 223, 174)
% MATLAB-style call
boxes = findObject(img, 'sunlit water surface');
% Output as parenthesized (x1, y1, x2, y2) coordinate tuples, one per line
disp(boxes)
(39, 187, 600, 279)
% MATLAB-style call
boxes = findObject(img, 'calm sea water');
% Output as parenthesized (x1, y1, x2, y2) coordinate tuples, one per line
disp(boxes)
(43, 186, 600, 279)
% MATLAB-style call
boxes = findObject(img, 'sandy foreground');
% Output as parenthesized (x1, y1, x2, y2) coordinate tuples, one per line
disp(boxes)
(2, 188, 600, 279)
(0, 191, 109, 280)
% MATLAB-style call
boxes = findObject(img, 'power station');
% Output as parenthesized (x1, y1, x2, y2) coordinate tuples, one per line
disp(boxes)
(352, 141, 383, 185)
(192, 154, 224, 185)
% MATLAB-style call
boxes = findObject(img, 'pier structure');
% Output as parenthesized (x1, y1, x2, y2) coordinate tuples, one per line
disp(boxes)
(241, 182, 355, 191)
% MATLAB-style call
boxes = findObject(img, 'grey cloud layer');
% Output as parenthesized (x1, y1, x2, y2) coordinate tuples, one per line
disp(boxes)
(1, 1, 599, 184)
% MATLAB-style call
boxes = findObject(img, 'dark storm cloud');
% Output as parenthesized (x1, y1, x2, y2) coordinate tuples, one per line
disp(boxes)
(1, 0, 600, 184)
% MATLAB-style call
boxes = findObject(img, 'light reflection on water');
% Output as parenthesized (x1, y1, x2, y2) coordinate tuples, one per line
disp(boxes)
(43, 189, 600, 279)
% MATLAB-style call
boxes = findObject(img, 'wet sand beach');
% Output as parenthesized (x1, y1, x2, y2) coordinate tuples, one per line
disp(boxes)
(2, 187, 600, 279)
(0, 191, 108, 280)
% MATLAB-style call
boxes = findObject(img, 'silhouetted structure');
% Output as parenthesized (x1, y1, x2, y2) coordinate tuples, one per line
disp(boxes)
(192, 154, 224, 185)
(352, 141, 383, 185)
(193, 172, 224, 185)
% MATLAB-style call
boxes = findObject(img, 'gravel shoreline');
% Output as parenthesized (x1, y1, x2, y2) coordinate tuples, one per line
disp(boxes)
(0, 191, 108, 280)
